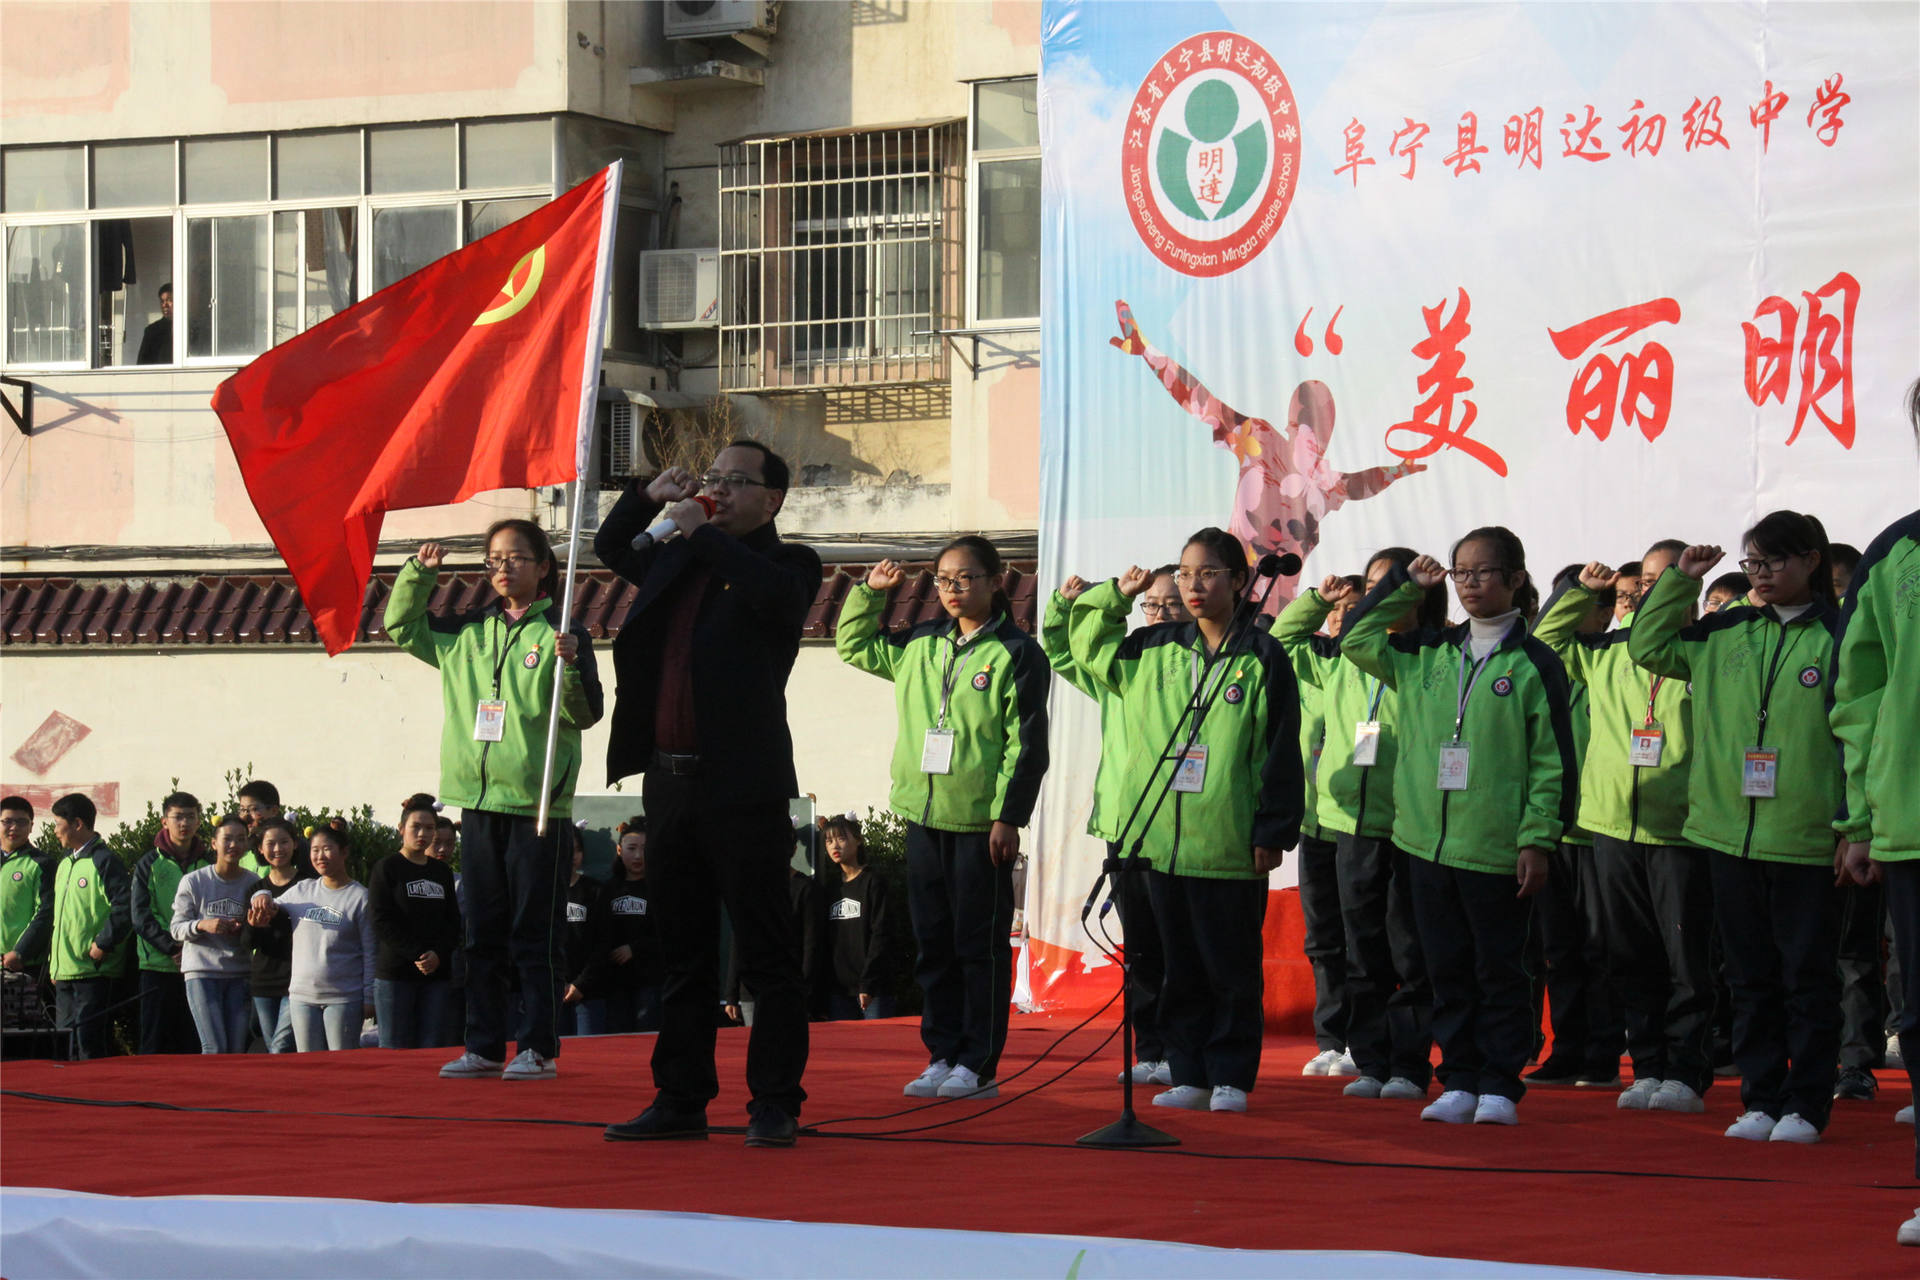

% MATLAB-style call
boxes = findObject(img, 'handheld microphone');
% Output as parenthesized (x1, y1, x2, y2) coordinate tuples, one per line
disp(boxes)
(631, 494, 716, 549)
(1259, 552, 1302, 578)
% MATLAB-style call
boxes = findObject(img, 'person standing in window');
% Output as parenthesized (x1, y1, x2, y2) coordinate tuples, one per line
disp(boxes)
(136, 284, 172, 365)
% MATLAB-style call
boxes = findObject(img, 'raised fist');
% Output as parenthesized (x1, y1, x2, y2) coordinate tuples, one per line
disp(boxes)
(867, 559, 905, 591)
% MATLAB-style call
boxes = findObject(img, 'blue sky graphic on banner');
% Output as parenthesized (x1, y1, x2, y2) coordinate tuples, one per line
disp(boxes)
(1029, 0, 1919, 1000)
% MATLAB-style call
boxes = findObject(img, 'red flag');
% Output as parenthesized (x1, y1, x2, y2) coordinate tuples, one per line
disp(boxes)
(211, 166, 619, 654)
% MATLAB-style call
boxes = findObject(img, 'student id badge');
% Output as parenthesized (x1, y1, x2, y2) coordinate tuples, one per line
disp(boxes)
(1629, 724, 1665, 768)
(1353, 721, 1382, 767)
(921, 728, 956, 775)
(1172, 744, 1209, 793)
(1436, 743, 1471, 791)
(1742, 747, 1779, 798)
(473, 699, 507, 742)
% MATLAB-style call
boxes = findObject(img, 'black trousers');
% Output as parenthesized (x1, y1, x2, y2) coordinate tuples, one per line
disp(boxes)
(1878, 858, 1920, 1178)
(137, 969, 196, 1055)
(1409, 855, 1535, 1103)
(1336, 832, 1433, 1086)
(55, 975, 118, 1059)
(906, 823, 1014, 1078)
(1591, 835, 1715, 1092)
(1108, 841, 1165, 1063)
(1298, 833, 1351, 1053)
(646, 775, 808, 1116)
(1708, 855, 1843, 1129)
(1146, 869, 1268, 1092)
(1836, 880, 1890, 1069)
(460, 809, 569, 1062)
(1534, 842, 1621, 1073)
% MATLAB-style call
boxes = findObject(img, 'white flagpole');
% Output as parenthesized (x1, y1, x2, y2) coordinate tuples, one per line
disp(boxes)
(538, 160, 622, 838)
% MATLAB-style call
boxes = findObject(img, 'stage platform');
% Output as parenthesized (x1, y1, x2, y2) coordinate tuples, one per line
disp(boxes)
(2, 1013, 1914, 1278)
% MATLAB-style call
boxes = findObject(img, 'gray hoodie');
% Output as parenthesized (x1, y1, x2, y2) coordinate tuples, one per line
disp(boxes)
(255, 879, 375, 1006)
(169, 865, 261, 979)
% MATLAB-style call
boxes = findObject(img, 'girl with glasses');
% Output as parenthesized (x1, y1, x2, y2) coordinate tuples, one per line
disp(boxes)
(1338, 526, 1574, 1127)
(837, 535, 1051, 1101)
(1629, 511, 1846, 1145)
(1069, 527, 1304, 1114)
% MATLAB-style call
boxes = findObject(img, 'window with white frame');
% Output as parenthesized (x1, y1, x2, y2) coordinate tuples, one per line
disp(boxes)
(970, 77, 1039, 326)
(718, 122, 963, 392)
(0, 117, 658, 372)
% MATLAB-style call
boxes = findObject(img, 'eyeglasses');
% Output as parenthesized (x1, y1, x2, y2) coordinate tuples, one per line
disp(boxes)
(1448, 568, 1508, 585)
(933, 572, 984, 593)
(483, 554, 537, 572)
(1738, 554, 1796, 577)
(699, 472, 769, 491)
(1172, 568, 1225, 588)
(0, 818, 31, 830)
(1139, 601, 1180, 617)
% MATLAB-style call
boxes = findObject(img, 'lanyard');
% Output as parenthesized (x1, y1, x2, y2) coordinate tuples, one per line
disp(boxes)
(1752, 615, 1805, 734)
(1190, 645, 1233, 708)
(490, 612, 532, 697)
(1366, 677, 1385, 718)
(1452, 642, 1501, 742)
(937, 635, 981, 729)
(1642, 676, 1666, 727)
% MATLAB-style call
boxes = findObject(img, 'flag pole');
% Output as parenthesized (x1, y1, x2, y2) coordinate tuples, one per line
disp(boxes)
(537, 160, 623, 838)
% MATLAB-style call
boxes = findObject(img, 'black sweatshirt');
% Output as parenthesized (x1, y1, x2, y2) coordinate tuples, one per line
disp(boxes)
(827, 869, 894, 998)
(563, 873, 610, 995)
(367, 854, 461, 983)
(245, 870, 313, 1000)
(603, 867, 661, 991)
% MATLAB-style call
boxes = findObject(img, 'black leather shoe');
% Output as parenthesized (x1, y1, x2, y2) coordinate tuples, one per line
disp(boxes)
(743, 1102, 798, 1148)
(604, 1102, 709, 1142)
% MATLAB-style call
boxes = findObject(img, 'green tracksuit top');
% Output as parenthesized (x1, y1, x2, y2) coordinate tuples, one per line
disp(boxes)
(1831, 511, 1920, 861)
(836, 584, 1051, 833)
(52, 837, 133, 982)
(1298, 674, 1326, 842)
(132, 843, 207, 973)
(1272, 590, 1402, 840)
(1040, 591, 1130, 843)
(2, 847, 55, 961)
(1533, 589, 1696, 847)
(1340, 567, 1578, 874)
(384, 559, 602, 819)
(1629, 567, 1843, 864)
(1067, 581, 1303, 879)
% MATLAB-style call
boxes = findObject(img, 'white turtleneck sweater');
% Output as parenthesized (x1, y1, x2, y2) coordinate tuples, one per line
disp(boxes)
(1466, 609, 1523, 659)
(1773, 601, 1812, 623)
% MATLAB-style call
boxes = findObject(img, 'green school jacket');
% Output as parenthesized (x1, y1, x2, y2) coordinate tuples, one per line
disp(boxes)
(1040, 591, 1130, 843)
(132, 844, 207, 972)
(1272, 590, 1402, 840)
(1067, 580, 1302, 879)
(1339, 566, 1577, 874)
(836, 584, 1050, 833)
(1831, 511, 1920, 861)
(1533, 589, 1697, 846)
(1629, 567, 1843, 864)
(51, 838, 133, 982)
(1, 847, 55, 961)
(1298, 675, 1326, 842)
(1563, 681, 1593, 846)
(384, 559, 602, 819)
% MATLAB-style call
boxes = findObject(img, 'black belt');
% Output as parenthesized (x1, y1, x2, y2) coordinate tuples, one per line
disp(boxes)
(651, 748, 700, 776)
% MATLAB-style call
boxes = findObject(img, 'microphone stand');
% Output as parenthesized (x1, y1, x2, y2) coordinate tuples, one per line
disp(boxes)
(1077, 560, 1289, 1149)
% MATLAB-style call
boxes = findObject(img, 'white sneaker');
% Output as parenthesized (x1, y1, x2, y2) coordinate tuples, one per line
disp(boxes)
(1301, 1048, 1340, 1076)
(1380, 1076, 1427, 1100)
(1329, 1049, 1359, 1077)
(905, 1060, 954, 1098)
(1897, 1104, 1915, 1125)
(1898, 1208, 1920, 1247)
(1121, 1059, 1163, 1084)
(936, 1065, 997, 1098)
(1210, 1085, 1248, 1112)
(1769, 1112, 1819, 1144)
(1617, 1077, 1664, 1110)
(1421, 1090, 1478, 1124)
(1886, 1033, 1905, 1070)
(1725, 1110, 1777, 1141)
(439, 1050, 505, 1079)
(1648, 1080, 1705, 1113)
(1473, 1095, 1518, 1125)
(1147, 1060, 1172, 1086)
(1342, 1075, 1385, 1098)
(1152, 1084, 1212, 1110)
(501, 1049, 555, 1080)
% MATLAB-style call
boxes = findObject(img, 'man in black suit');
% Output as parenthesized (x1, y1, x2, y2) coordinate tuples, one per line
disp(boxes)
(595, 439, 821, 1148)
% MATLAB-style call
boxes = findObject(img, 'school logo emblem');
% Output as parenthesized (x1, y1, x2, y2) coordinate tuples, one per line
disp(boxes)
(77, 877, 88, 889)
(1223, 682, 1245, 704)
(1121, 32, 1301, 278)
(971, 671, 991, 691)
(1491, 676, 1515, 697)
(1798, 664, 1823, 688)
(10, 870, 21, 882)
(524, 650, 541, 669)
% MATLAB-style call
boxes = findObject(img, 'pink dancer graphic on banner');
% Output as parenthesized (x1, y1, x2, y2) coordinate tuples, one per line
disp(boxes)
(1110, 299, 1425, 601)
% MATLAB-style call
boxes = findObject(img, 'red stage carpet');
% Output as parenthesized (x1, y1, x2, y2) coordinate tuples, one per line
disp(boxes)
(3, 1014, 1913, 1278)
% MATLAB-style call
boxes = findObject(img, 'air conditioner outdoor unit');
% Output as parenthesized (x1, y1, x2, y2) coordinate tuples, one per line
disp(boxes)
(606, 398, 645, 477)
(663, 0, 777, 41)
(637, 248, 720, 329)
